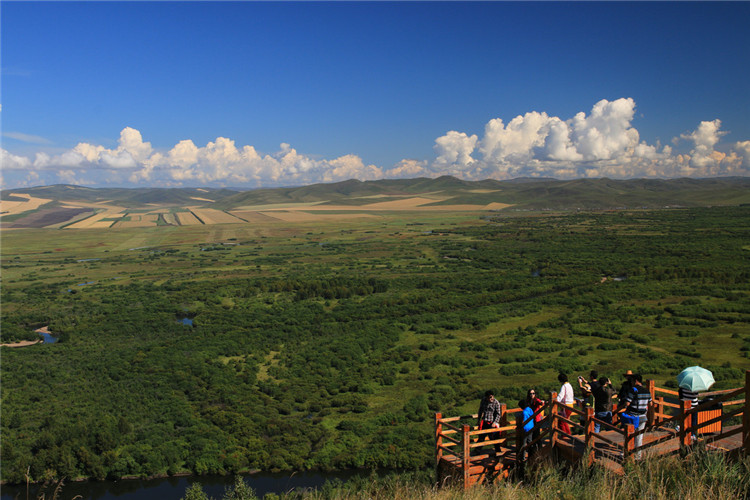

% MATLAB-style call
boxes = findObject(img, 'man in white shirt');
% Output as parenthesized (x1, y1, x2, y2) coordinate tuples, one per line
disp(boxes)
(556, 373, 574, 435)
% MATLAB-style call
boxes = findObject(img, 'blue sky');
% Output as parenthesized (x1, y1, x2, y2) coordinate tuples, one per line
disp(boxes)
(2, 1, 749, 189)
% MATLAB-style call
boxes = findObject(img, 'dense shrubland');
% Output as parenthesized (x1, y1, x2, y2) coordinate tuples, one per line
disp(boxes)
(1, 207, 749, 484)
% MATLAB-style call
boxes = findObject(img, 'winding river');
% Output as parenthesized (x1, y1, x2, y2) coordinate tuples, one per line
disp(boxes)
(0, 470, 373, 500)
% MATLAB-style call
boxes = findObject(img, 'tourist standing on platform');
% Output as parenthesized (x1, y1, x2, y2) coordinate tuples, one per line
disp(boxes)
(616, 369, 634, 424)
(525, 389, 545, 454)
(477, 390, 502, 456)
(578, 370, 597, 407)
(617, 373, 652, 459)
(618, 369, 634, 401)
(678, 385, 700, 441)
(591, 376, 616, 433)
(518, 399, 535, 461)
(556, 373, 575, 435)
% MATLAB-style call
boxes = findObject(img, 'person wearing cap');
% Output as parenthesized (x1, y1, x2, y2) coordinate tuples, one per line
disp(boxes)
(477, 390, 502, 456)
(617, 370, 634, 407)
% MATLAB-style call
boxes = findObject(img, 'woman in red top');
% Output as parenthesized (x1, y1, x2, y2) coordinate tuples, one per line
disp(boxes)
(526, 389, 545, 454)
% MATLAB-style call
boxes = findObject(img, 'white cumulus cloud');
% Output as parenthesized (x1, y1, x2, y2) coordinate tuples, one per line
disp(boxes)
(434, 131, 478, 167)
(1, 148, 32, 169)
(421, 98, 749, 180)
(2, 98, 749, 189)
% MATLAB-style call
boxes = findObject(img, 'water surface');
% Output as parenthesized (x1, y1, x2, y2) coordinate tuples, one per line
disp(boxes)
(0, 470, 369, 500)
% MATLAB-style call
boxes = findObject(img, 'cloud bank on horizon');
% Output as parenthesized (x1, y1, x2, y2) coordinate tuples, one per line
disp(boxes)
(3, 98, 750, 189)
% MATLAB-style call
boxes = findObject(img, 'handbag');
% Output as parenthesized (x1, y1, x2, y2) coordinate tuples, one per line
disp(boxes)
(620, 412, 639, 427)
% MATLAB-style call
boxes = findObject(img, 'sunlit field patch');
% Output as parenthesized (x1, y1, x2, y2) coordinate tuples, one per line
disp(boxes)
(0, 193, 52, 215)
(175, 211, 203, 225)
(190, 208, 245, 224)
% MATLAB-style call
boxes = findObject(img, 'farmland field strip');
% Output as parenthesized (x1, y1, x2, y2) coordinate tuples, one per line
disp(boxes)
(175, 211, 203, 226)
(64, 209, 126, 229)
(0, 194, 52, 215)
(191, 208, 244, 224)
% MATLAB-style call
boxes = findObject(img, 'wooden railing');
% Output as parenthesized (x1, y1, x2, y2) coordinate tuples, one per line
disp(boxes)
(436, 370, 750, 487)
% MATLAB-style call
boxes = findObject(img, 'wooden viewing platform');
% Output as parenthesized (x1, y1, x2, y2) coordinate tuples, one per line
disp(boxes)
(435, 370, 750, 489)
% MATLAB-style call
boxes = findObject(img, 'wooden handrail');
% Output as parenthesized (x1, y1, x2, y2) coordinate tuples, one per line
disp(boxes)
(524, 428, 550, 450)
(704, 387, 744, 397)
(439, 433, 463, 446)
(469, 424, 516, 436)
(721, 400, 744, 407)
(438, 444, 458, 455)
(555, 413, 579, 428)
(588, 416, 620, 433)
(691, 387, 743, 409)
(435, 371, 749, 488)
(554, 427, 577, 441)
(703, 425, 743, 444)
(469, 438, 507, 449)
(551, 400, 586, 417)
(523, 402, 548, 427)
(440, 422, 462, 433)
(439, 414, 478, 423)
(655, 387, 679, 396)
(659, 401, 682, 409)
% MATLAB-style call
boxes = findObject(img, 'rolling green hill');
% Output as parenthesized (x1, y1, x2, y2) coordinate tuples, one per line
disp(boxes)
(2, 177, 750, 212)
(0, 184, 240, 208)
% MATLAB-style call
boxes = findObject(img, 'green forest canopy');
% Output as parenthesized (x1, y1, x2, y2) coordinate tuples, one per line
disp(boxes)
(1, 206, 749, 484)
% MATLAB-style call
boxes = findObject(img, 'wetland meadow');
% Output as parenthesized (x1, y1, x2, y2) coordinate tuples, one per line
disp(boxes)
(1, 184, 749, 488)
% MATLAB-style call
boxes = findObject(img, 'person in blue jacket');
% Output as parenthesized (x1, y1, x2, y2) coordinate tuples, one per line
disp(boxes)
(519, 399, 535, 461)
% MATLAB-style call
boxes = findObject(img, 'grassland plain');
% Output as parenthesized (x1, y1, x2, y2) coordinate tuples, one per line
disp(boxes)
(1, 206, 749, 486)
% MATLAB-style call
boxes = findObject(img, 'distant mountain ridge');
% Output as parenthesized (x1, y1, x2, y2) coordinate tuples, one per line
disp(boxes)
(3, 176, 750, 211)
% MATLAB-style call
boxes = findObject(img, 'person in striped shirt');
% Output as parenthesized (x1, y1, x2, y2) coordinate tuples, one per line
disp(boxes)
(617, 373, 652, 459)
(679, 386, 700, 440)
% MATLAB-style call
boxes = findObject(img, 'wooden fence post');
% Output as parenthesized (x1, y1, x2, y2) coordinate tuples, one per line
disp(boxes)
(550, 392, 559, 449)
(744, 370, 749, 457)
(435, 413, 443, 465)
(656, 396, 664, 426)
(624, 423, 635, 462)
(462, 424, 471, 490)
(516, 413, 524, 461)
(680, 399, 692, 453)
(646, 379, 656, 427)
(499, 403, 507, 447)
(584, 407, 595, 467)
(647, 379, 655, 401)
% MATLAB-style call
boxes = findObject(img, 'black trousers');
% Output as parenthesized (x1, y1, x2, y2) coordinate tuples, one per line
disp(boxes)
(477, 421, 501, 454)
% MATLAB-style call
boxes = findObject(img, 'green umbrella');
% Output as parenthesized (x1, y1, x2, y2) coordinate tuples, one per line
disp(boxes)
(677, 366, 715, 392)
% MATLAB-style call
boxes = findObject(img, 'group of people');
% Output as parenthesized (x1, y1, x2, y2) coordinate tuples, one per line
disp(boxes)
(477, 369, 654, 459)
